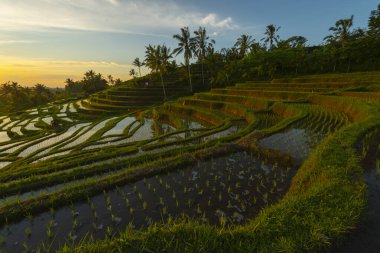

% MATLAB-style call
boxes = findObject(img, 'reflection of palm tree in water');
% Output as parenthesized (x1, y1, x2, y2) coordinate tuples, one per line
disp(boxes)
(183, 119, 190, 129)
(182, 119, 192, 138)
(163, 125, 171, 134)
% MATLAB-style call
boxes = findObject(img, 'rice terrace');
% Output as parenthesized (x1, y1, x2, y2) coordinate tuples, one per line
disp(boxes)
(0, 1, 380, 253)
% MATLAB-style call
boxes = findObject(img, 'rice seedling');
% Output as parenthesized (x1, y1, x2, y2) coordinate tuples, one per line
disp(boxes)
(25, 227, 32, 237)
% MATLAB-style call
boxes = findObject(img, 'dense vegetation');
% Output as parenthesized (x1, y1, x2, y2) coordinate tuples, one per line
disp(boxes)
(64, 70, 124, 97)
(129, 4, 380, 90)
(0, 82, 55, 113)
(0, 71, 123, 115)
(0, 71, 379, 252)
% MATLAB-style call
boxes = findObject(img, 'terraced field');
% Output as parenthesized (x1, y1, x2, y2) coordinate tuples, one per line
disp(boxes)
(0, 73, 380, 252)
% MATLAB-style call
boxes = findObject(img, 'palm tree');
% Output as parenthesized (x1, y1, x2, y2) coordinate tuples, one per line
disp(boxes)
(145, 44, 172, 99)
(173, 27, 195, 92)
(193, 27, 215, 88)
(369, 4, 380, 36)
(234, 34, 254, 58)
(107, 75, 115, 85)
(84, 70, 96, 81)
(33, 83, 51, 105)
(221, 47, 239, 62)
(158, 45, 172, 99)
(132, 57, 144, 77)
(262, 24, 281, 49)
(324, 15, 354, 46)
(129, 69, 137, 78)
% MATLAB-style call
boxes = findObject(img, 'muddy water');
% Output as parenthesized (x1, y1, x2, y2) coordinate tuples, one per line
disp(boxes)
(18, 123, 91, 157)
(68, 103, 77, 113)
(258, 128, 324, 164)
(59, 119, 115, 150)
(24, 122, 41, 131)
(103, 116, 135, 136)
(0, 132, 10, 143)
(0, 162, 11, 170)
(0, 151, 297, 252)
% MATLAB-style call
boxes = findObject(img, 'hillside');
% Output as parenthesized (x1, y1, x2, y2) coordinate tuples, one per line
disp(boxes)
(0, 72, 379, 252)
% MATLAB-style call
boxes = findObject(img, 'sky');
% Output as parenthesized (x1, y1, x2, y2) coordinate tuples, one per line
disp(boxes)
(0, 0, 378, 87)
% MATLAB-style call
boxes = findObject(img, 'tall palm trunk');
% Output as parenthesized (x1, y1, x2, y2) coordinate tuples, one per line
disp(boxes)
(187, 64, 193, 93)
(347, 59, 351, 73)
(201, 59, 205, 88)
(138, 67, 141, 77)
(160, 72, 167, 100)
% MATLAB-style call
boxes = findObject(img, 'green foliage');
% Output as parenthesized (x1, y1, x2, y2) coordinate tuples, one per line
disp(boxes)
(1, 71, 380, 252)
(0, 82, 54, 113)
(173, 27, 196, 92)
(65, 70, 109, 96)
(133, 3, 380, 90)
(56, 93, 379, 253)
(369, 4, 380, 36)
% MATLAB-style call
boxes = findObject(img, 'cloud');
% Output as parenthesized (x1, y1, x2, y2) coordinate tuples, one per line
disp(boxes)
(0, 40, 38, 44)
(0, 54, 132, 70)
(6, 59, 131, 69)
(43, 60, 131, 68)
(201, 14, 236, 29)
(0, 0, 237, 36)
(107, 0, 120, 6)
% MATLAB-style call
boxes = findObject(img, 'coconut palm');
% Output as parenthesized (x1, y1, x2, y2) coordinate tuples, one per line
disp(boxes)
(234, 34, 254, 57)
(369, 4, 380, 36)
(173, 27, 195, 92)
(262, 24, 281, 49)
(145, 44, 172, 99)
(324, 15, 354, 46)
(193, 27, 215, 88)
(129, 69, 136, 78)
(132, 57, 144, 77)
(107, 75, 115, 85)
(33, 83, 51, 105)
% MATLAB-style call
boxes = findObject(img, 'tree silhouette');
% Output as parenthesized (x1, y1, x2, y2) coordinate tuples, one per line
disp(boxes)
(81, 70, 109, 95)
(369, 4, 380, 36)
(285, 36, 308, 48)
(262, 24, 281, 49)
(173, 27, 195, 92)
(107, 75, 115, 85)
(193, 27, 215, 88)
(145, 44, 172, 99)
(234, 34, 255, 58)
(324, 15, 354, 46)
(129, 69, 137, 78)
(132, 57, 144, 77)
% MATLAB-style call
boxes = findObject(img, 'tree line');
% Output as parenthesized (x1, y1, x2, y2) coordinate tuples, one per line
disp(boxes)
(64, 70, 123, 96)
(0, 70, 126, 113)
(130, 3, 380, 94)
(0, 82, 54, 113)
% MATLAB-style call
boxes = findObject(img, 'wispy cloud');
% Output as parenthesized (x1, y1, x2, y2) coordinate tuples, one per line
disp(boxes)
(0, 40, 38, 44)
(0, 0, 237, 36)
(42, 60, 131, 69)
(201, 14, 236, 29)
